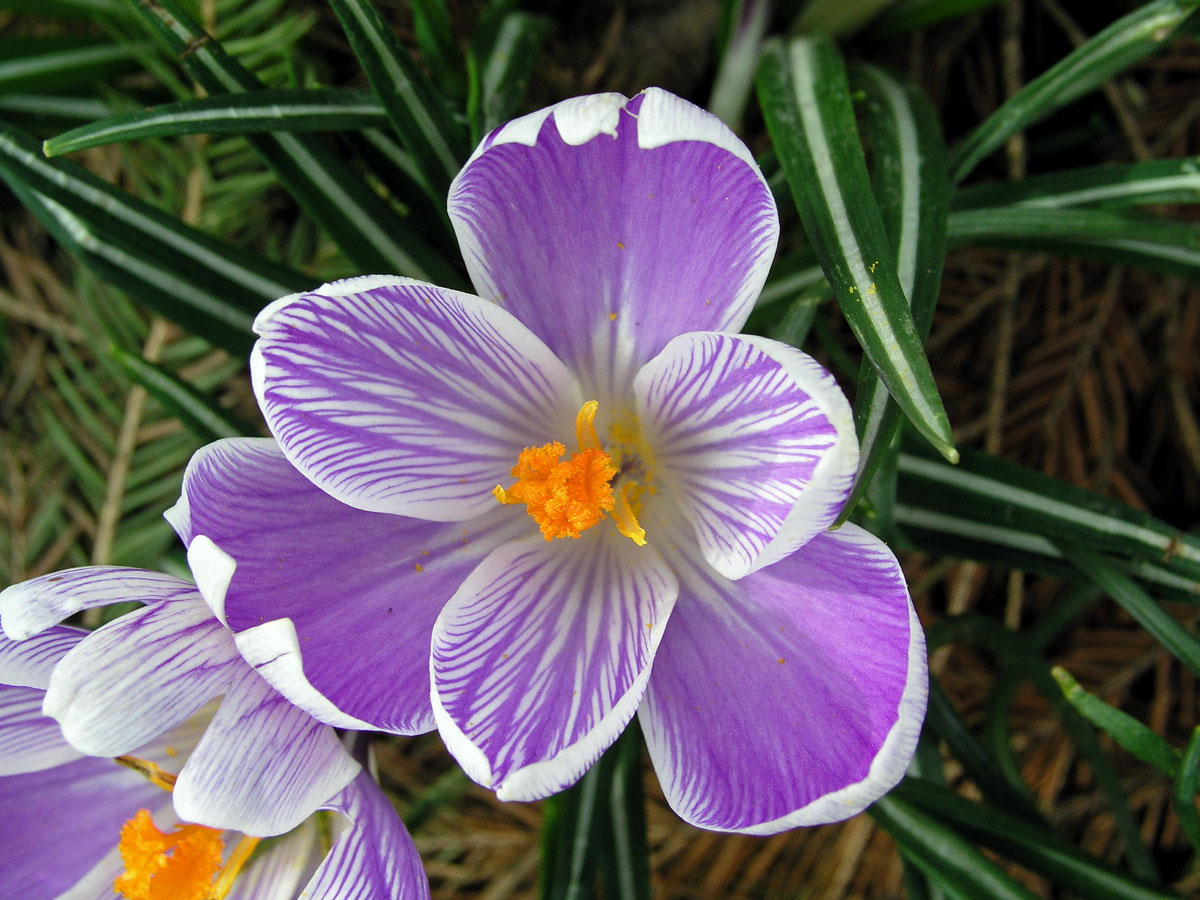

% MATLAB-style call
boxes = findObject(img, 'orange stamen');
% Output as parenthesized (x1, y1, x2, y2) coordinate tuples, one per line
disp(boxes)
(495, 441, 617, 541)
(113, 810, 224, 900)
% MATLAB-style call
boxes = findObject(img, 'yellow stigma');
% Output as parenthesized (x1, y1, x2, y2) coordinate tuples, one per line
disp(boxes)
(114, 810, 224, 900)
(495, 401, 644, 544)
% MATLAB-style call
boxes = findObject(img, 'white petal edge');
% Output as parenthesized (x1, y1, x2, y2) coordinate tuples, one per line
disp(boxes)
(233, 618, 378, 731)
(464, 93, 626, 167)
(731, 581, 926, 834)
(187, 534, 236, 627)
(636, 87, 761, 178)
(253, 274, 413, 334)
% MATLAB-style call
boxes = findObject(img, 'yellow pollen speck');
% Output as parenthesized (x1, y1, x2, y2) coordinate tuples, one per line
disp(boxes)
(778, 658, 786, 664)
(609, 312, 618, 321)
(617, 241, 626, 249)
(414, 563, 424, 572)
(114, 810, 224, 900)
(164, 747, 177, 758)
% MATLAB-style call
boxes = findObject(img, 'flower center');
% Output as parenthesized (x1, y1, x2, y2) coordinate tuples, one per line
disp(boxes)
(113, 757, 260, 900)
(495, 401, 646, 545)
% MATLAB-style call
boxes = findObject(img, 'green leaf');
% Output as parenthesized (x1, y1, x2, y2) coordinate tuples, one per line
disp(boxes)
(866, 0, 1005, 37)
(1057, 544, 1200, 678)
(896, 441, 1200, 584)
(757, 36, 957, 462)
(541, 724, 650, 900)
(755, 248, 824, 308)
(467, 7, 551, 143)
(0, 122, 309, 354)
(1173, 728, 1200, 852)
(329, 0, 470, 199)
(132, 0, 466, 287)
(411, 0, 467, 98)
(870, 795, 1044, 900)
(949, 0, 1200, 183)
(0, 36, 147, 95)
(709, 0, 773, 128)
(44, 90, 389, 155)
(837, 63, 949, 525)
(954, 158, 1200, 210)
(948, 206, 1200, 282)
(1052, 666, 1182, 777)
(894, 778, 1183, 900)
(109, 347, 256, 443)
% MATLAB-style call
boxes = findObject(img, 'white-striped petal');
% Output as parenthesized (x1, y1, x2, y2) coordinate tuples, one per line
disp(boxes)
(252, 275, 582, 520)
(0, 625, 84, 689)
(0, 685, 81, 775)
(173, 667, 360, 837)
(634, 332, 857, 579)
(0, 567, 194, 640)
(432, 531, 677, 800)
(43, 600, 241, 757)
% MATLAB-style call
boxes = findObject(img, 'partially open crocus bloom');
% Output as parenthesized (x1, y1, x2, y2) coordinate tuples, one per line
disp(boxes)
(0, 627, 427, 900)
(179, 88, 927, 833)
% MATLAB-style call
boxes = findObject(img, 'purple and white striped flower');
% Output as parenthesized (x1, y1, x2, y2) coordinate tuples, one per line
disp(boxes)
(0, 626, 428, 900)
(177, 88, 928, 833)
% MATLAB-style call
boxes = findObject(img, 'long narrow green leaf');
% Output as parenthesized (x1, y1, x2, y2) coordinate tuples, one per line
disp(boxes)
(44, 90, 389, 155)
(871, 795, 1043, 900)
(411, 0, 467, 98)
(948, 206, 1200, 282)
(866, 0, 1005, 37)
(897, 442, 1200, 583)
(1058, 544, 1200, 678)
(954, 158, 1200, 210)
(110, 347, 255, 443)
(1173, 728, 1200, 852)
(757, 36, 957, 462)
(894, 779, 1183, 900)
(838, 63, 949, 524)
(0, 122, 311, 353)
(133, 0, 466, 287)
(0, 37, 147, 94)
(1052, 666, 1182, 776)
(467, 8, 551, 143)
(950, 0, 1199, 183)
(329, 0, 469, 198)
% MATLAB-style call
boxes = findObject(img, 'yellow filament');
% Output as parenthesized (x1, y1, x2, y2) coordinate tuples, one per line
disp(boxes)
(115, 755, 178, 792)
(612, 482, 646, 546)
(209, 835, 261, 900)
(575, 400, 601, 449)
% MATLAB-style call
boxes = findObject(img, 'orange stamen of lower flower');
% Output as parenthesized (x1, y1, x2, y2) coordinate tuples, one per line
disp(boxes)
(114, 810, 224, 900)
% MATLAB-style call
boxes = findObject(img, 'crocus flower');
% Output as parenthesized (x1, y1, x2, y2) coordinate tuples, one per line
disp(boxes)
(175, 87, 927, 833)
(0, 626, 427, 900)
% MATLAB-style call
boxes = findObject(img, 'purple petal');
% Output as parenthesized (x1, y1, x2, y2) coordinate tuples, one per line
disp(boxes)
(449, 88, 778, 405)
(43, 599, 241, 757)
(0, 625, 84, 689)
(251, 276, 582, 520)
(432, 532, 677, 800)
(0, 567, 194, 640)
(0, 755, 166, 898)
(639, 522, 926, 833)
(225, 821, 318, 900)
(304, 770, 430, 900)
(0, 685, 82, 775)
(634, 333, 857, 579)
(172, 438, 525, 733)
(173, 667, 360, 837)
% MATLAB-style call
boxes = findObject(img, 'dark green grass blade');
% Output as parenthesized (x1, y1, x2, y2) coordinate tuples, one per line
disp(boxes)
(0, 122, 311, 353)
(897, 441, 1200, 584)
(954, 158, 1200, 210)
(1058, 544, 1200, 678)
(0, 36, 148, 94)
(949, 0, 1200, 183)
(894, 779, 1182, 900)
(1053, 666, 1182, 777)
(757, 36, 957, 462)
(329, 0, 470, 199)
(44, 90, 389, 155)
(410, 0, 467, 99)
(467, 7, 551, 143)
(110, 347, 256, 442)
(948, 206, 1200, 282)
(838, 63, 949, 525)
(133, 0, 466, 287)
